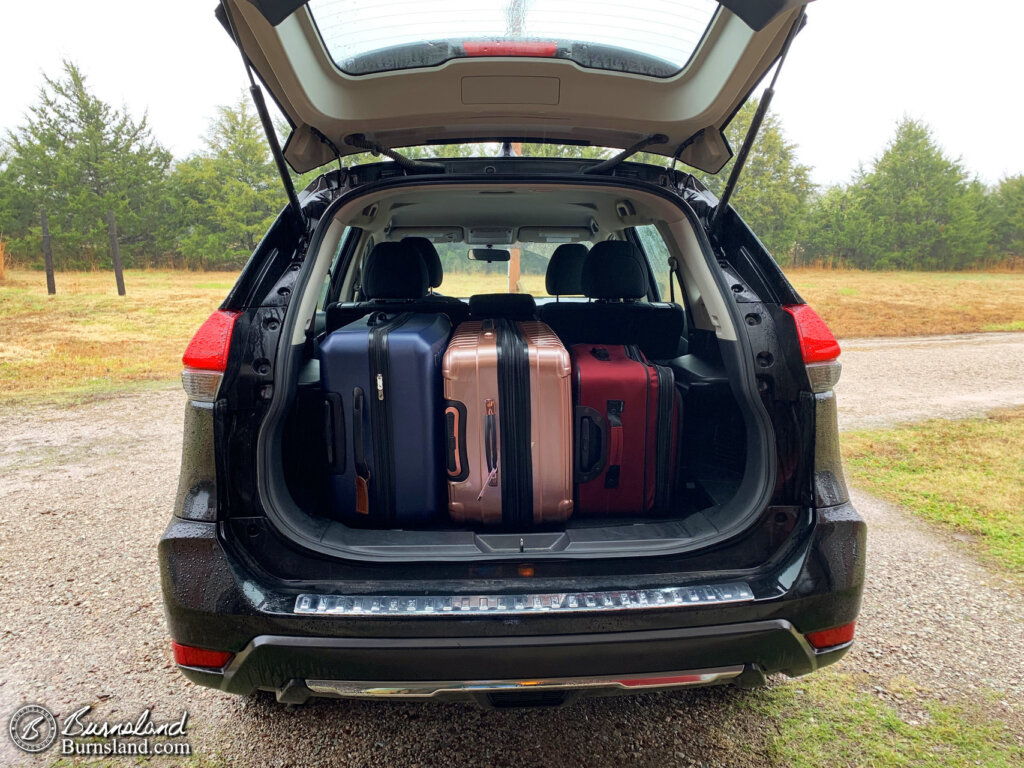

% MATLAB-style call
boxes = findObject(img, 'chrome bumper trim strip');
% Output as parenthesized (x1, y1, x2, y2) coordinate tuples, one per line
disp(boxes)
(305, 666, 744, 698)
(294, 582, 753, 616)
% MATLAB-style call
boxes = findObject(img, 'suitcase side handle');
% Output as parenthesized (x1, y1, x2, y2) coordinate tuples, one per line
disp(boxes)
(323, 392, 346, 474)
(574, 405, 608, 484)
(444, 400, 469, 482)
(352, 387, 370, 515)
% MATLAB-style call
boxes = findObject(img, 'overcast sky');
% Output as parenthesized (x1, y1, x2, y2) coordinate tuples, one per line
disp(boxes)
(3, 0, 1022, 188)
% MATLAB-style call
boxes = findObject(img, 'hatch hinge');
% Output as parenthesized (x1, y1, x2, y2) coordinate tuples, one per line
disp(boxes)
(669, 129, 705, 174)
(710, 9, 806, 229)
(219, 0, 305, 228)
(310, 126, 345, 175)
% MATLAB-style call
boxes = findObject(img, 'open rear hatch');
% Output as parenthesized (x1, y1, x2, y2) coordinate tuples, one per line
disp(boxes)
(219, 0, 814, 172)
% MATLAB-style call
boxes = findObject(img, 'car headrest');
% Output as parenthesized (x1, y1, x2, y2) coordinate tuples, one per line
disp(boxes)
(544, 243, 588, 296)
(468, 293, 538, 320)
(362, 242, 429, 300)
(402, 237, 443, 289)
(581, 241, 648, 300)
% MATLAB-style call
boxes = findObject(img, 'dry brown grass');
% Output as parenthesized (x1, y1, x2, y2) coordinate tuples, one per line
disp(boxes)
(0, 269, 235, 405)
(784, 268, 1024, 337)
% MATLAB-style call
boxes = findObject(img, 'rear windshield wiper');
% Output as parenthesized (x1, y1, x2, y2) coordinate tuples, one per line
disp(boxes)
(345, 134, 446, 174)
(582, 134, 669, 175)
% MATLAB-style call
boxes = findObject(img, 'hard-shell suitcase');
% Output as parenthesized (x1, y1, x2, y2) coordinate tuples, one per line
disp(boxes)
(319, 311, 452, 525)
(571, 344, 681, 516)
(443, 319, 574, 525)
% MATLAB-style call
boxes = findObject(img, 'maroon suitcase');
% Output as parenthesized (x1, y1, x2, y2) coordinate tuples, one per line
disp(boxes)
(571, 344, 680, 516)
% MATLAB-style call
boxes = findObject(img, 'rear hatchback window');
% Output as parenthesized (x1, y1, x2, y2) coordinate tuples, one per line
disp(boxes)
(308, 0, 719, 78)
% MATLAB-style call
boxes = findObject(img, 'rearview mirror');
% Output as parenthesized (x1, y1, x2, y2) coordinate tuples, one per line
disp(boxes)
(468, 248, 511, 263)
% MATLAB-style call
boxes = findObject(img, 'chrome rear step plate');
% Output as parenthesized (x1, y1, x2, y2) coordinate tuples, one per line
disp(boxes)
(305, 667, 744, 699)
(294, 582, 753, 616)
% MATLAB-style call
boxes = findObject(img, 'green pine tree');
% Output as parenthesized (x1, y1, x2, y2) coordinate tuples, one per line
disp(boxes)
(170, 97, 288, 269)
(1, 61, 172, 269)
(693, 99, 816, 262)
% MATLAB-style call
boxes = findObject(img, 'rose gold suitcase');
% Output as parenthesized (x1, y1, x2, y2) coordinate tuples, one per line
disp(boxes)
(443, 319, 574, 525)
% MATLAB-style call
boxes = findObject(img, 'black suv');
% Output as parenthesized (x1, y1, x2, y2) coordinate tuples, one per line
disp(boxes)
(160, 0, 863, 707)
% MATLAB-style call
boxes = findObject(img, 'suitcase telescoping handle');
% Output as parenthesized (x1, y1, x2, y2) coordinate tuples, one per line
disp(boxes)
(352, 387, 370, 515)
(604, 400, 624, 489)
(477, 398, 499, 500)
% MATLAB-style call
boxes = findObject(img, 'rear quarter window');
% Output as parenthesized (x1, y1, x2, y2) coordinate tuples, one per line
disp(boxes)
(635, 224, 676, 303)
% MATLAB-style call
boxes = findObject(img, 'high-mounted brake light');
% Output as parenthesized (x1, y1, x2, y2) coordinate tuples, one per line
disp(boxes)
(463, 41, 558, 57)
(783, 304, 841, 393)
(171, 641, 233, 669)
(805, 621, 856, 650)
(181, 310, 240, 403)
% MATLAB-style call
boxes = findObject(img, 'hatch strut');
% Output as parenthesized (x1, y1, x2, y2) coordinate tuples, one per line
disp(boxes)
(219, 0, 305, 227)
(710, 9, 806, 228)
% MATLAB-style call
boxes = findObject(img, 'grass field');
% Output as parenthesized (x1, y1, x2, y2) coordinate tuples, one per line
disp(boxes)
(1, 267, 1023, 403)
(0, 269, 235, 404)
(842, 407, 1024, 579)
(785, 268, 1024, 338)
(742, 670, 1023, 767)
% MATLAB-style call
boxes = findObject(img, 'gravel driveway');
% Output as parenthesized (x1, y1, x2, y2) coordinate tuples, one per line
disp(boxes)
(836, 331, 1024, 430)
(1, 333, 1022, 766)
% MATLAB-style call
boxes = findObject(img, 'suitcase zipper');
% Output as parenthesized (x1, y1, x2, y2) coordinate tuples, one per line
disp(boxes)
(653, 364, 675, 512)
(368, 313, 409, 524)
(495, 320, 533, 527)
(625, 345, 654, 508)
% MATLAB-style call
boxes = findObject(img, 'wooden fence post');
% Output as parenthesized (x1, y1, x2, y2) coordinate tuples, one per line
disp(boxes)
(508, 142, 522, 293)
(41, 209, 56, 295)
(107, 209, 126, 296)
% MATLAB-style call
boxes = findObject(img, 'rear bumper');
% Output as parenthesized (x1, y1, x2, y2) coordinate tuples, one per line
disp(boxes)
(160, 503, 865, 705)
(178, 620, 850, 706)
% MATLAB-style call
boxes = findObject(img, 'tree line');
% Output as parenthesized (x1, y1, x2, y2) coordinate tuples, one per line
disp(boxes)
(1, 61, 1022, 272)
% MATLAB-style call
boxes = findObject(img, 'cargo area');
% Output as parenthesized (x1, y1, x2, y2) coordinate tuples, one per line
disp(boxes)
(255, 178, 780, 562)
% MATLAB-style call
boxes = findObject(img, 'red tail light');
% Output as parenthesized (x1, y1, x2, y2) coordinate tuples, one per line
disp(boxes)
(183, 310, 240, 371)
(783, 304, 840, 363)
(182, 310, 239, 402)
(171, 641, 233, 669)
(805, 621, 856, 650)
(463, 41, 558, 57)
(783, 304, 841, 393)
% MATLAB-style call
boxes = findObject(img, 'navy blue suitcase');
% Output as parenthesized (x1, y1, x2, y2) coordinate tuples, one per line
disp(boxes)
(319, 310, 452, 525)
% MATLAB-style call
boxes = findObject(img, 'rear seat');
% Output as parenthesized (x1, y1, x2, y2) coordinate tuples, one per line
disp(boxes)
(403, 237, 471, 319)
(541, 241, 684, 360)
(543, 242, 588, 297)
(325, 241, 469, 333)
